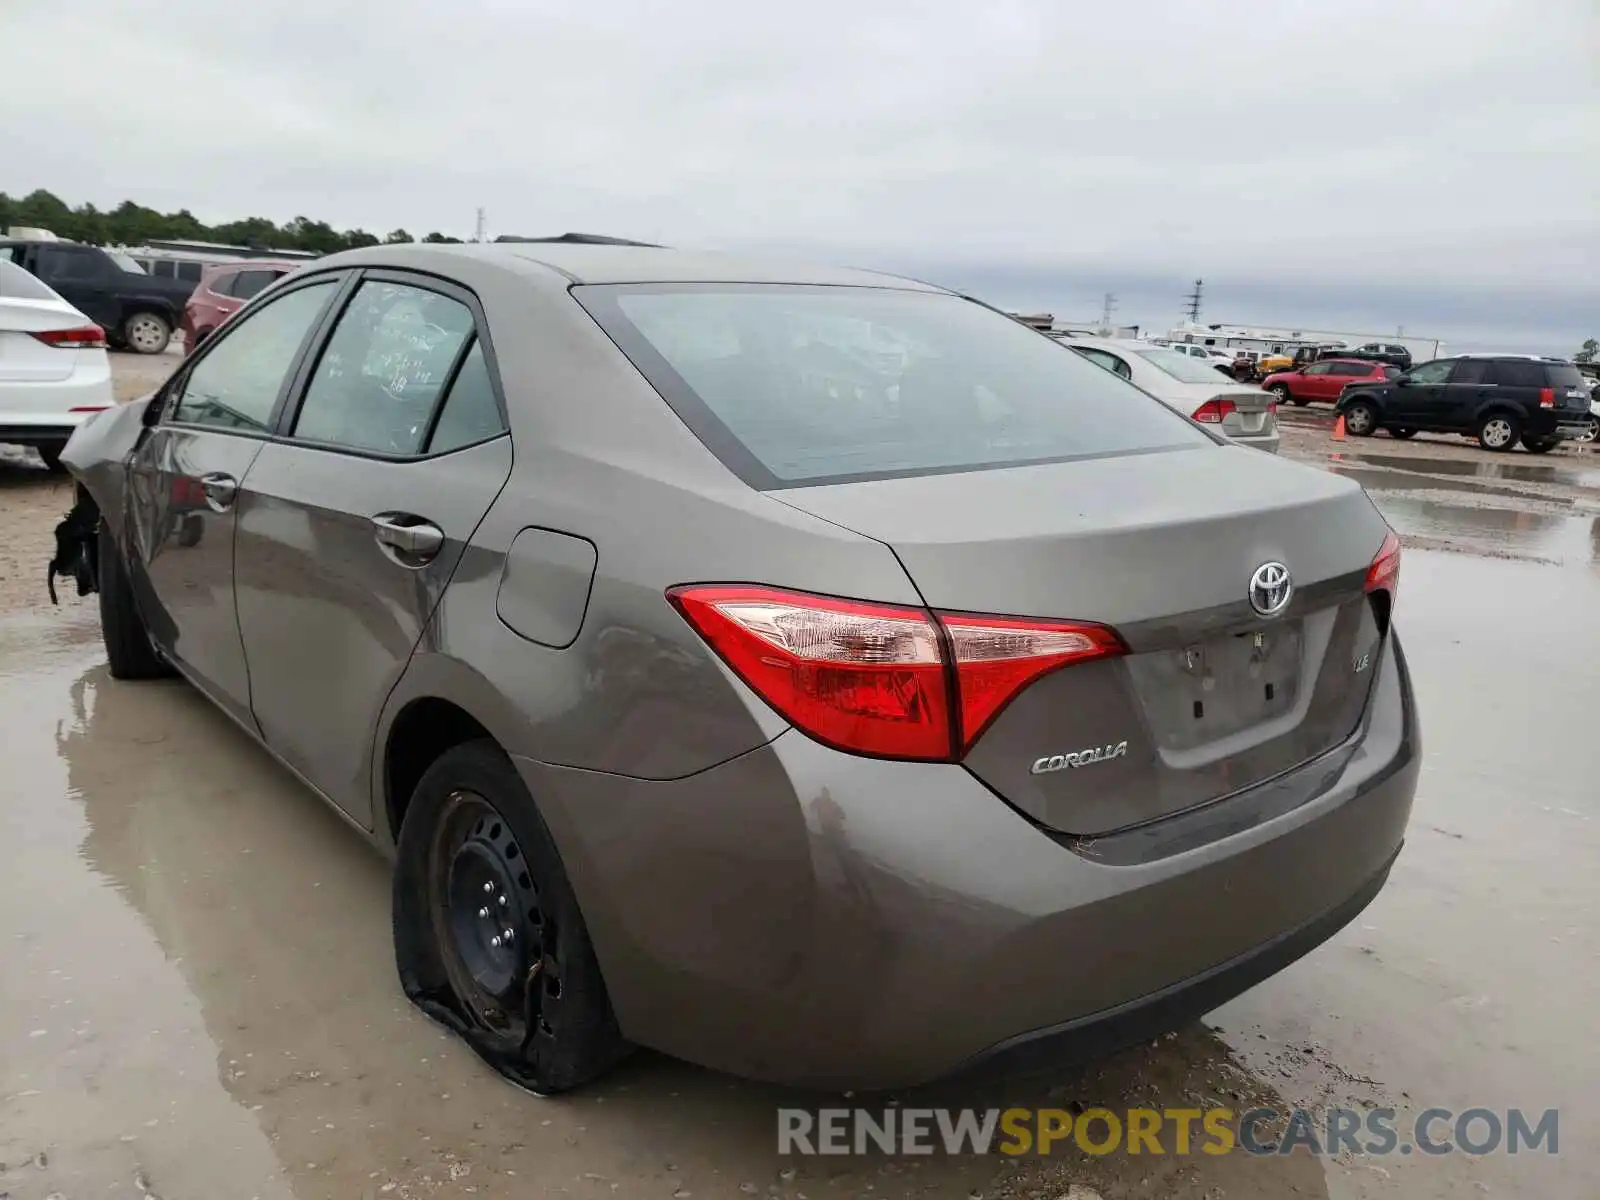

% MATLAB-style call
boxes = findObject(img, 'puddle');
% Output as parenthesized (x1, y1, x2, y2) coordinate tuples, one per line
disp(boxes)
(1336, 451, 1600, 490)
(1329, 464, 1568, 506)
(1363, 495, 1600, 565)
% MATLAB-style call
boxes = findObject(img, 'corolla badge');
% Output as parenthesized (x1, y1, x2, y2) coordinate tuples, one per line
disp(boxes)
(1248, 561, 1293, 618)
(1031, 741, 1129, 775)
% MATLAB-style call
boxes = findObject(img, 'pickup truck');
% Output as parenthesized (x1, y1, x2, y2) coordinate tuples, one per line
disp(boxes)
(0, 239, 195, 354)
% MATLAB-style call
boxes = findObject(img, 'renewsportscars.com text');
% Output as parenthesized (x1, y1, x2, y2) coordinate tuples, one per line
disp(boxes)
(777, 1106, 1559, 1158)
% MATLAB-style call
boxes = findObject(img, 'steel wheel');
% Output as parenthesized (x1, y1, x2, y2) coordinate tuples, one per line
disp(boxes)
(123, 312, 170, 354)
(426, 789, 546, 1044)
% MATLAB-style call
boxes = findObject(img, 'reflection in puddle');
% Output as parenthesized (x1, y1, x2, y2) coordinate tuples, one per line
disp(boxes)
(1338, 452, 1600, 490)
(1329, 465, 1565, 505)
(1365, 496, 1600, 564)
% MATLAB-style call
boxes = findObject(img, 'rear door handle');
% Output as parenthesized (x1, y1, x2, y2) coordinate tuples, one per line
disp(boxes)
(198, 472, 238, 512)
(371, 514, 445, 562)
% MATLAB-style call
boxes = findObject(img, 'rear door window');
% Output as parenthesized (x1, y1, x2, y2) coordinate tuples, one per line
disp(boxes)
(426, 341, 508, 453)
(1450, 360, 1493, 385)
(289, 279, 477, 455)
(577, 284, 1211, 488)
(1489, 360, 1544, 388)
(170, 281, 338, 433)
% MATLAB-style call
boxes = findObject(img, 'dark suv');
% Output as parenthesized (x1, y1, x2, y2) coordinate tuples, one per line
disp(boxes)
(1336, 356, 1594, 452)
(1343, 343, 1414, 371)
(0, 238, 195, 354)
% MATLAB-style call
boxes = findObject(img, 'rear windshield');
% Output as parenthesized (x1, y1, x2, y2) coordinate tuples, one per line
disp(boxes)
(576, 284, 1210, 487)
(1134, 346, 1235, 384)
(1546, 364, 1586, 389)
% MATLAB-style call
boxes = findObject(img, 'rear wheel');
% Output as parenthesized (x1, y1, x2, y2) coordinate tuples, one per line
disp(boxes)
(1389, 428, 1418, 439)
(97, 521, 175, 680)
(1521, 436, 1559, 455)
(122, 311, 172, 355)
(393, 740, 628, 1094)
(1476, 412, 1520, 452)
(1342, 400, 1379, 437)
(37, 441, 68, 473)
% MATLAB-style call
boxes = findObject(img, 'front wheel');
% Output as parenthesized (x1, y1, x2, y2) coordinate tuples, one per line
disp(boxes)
(393, 740, 629, 1094)
(1476, 412, 1520, 452)
(122, 311, 172, 355)
(97, 521, 175, 680)
(1342, 400, 1379, 437)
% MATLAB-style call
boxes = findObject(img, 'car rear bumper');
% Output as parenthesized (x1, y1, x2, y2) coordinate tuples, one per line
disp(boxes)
(517, 632, 1419, 1090)
(1230, 429, 1282, 453)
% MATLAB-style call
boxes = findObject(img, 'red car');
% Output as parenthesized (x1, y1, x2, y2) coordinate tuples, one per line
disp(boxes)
(1262, 358, 1401, 406)
(181, 260, 302, 355)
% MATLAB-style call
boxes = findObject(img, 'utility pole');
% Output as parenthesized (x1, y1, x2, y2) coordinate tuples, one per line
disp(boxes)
(474, 207, 487, 243)
(1183, 279, 1204, 324)
(1100, 292, 1118, 329)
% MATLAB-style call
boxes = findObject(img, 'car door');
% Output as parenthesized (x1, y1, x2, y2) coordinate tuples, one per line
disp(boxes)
(123, 274, 343, 726)
(1441, 358, 1496, 426)
(1296, 361, 1335, 400)
(30, 245, 119, 331)
(232, 272, 513, 826)
(1385, 358, 1456, 426)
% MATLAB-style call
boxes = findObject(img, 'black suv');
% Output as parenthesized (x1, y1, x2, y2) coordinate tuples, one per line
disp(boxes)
(1341, 342, 1414, 371)
(1336, 356, 1594, 453)
(0, 239, 195, 355)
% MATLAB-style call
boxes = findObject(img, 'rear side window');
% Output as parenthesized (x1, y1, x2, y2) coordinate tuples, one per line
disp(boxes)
(1074, 347, 1132, 379)
(426, 341, 507, 452)
(172, 281, 337, 432)
(231, 269, 280, 300)
(291, 279, 476, 454)
(1490, 360, 1544, 388)
(35, 247, 101, 282)
(577, 285, 1210, 487)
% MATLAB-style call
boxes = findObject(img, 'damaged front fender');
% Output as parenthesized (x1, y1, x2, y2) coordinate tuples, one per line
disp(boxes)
(47, 397, 154, 605)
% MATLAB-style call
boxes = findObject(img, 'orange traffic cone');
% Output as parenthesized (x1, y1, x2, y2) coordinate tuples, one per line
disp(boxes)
(1332, 414, 1347, 441)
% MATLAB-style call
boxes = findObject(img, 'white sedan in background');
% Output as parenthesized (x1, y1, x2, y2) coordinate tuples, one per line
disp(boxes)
(1064, 335, 1281, 452)
(0, 258, 115, 471)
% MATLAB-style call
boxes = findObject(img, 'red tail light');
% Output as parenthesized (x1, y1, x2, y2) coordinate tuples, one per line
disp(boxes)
(940, 611, 1124, 751)
(31, 325, 107, 350)
(668, 585, 1123, 760)
(1538, 387, 1555, 409)
(1191, 398, 1237, 423)
(1365, 530, 1402, 599)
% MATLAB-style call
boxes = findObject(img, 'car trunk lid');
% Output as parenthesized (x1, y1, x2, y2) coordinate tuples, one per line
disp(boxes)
(772, 444, 1392, 836)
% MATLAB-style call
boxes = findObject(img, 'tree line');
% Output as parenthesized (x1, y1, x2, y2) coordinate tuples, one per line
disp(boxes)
(0, 188, 463, 254)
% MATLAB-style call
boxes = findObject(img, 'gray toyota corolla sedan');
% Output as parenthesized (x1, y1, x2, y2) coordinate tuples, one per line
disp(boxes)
(49, 239, 1418, 1094)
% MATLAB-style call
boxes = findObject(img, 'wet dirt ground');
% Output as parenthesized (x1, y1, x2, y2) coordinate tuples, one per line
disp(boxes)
(2, 365, 1596, 1199)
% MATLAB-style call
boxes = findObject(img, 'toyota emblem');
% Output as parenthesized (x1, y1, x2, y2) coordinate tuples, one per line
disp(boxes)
(1249, 561, 1293, 618)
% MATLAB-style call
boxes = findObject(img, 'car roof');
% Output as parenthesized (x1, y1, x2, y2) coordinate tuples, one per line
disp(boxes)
(308, 241, 949, 291)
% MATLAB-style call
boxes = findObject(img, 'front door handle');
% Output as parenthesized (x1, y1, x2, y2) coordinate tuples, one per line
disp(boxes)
(198, 472, 238, 512)
(371, 514, 445, 562)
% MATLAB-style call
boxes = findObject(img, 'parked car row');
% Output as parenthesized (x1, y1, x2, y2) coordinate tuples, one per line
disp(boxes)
(1334, 355, 1594, 452)
(0, 236, 194, 354)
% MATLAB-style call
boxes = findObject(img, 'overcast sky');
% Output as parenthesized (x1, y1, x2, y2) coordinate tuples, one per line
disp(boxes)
(6, 0, 1596, 352)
